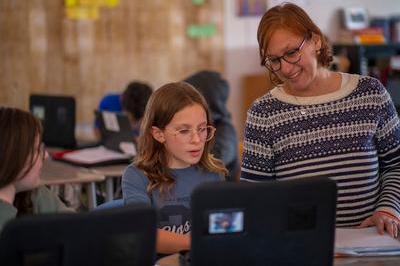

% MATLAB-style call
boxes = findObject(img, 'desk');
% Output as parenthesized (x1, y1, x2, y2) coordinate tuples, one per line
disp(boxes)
(335, 256, 400, 265)
(40, 159, 105, 210)
(156, 253, 400, 266)
(90, 164, 128, 201)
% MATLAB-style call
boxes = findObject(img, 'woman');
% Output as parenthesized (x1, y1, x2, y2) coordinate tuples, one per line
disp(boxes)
(0, 107, 72, 232)
(241, 3, 400, 238)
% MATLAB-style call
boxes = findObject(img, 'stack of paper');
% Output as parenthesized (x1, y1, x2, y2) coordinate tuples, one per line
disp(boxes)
(57, 146, 131, 167)
(335, 227, 400, 256)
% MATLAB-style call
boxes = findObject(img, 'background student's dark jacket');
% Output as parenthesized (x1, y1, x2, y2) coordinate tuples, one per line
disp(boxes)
(185, 70, 239, 181)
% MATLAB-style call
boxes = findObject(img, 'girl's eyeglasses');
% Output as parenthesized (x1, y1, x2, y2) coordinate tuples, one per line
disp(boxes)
(166, 125, 216, 142)
(263, 36, 307, 72)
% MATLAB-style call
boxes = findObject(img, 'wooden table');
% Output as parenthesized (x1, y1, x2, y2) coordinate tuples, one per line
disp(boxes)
(40, 159, 105, 210)
(156, 253, 400, 266)
(90, 164, 128, 201)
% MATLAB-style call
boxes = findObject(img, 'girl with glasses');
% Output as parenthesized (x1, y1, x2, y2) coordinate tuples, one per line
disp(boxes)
(122, 82, 227, 254)
(0, 107, 72, 232)
(184, 70, 240, 182)
(242, 3, 400, 238)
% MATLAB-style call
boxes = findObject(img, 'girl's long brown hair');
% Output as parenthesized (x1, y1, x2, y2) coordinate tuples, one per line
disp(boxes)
(0, 107, 43, 215)
(135, 82, 227, 195)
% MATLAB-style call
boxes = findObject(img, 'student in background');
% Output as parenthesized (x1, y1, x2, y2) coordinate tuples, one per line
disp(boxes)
(0, 107, 72, 232)
(95, 81, 153, 140)
(185, 70, 240, 181)
(120, 81, 153, 138)
(241, 3, 400, 237)
(98, 93, 122, 113)
(122, 82, 227, 254)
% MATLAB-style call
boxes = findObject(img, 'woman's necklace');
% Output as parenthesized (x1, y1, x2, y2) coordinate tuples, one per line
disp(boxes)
(279, 86, 312, 115)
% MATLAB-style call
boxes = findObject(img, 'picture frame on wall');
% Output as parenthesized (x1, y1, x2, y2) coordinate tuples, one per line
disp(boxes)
(236, 0, 267, 17)
(341, 7, 369, 30)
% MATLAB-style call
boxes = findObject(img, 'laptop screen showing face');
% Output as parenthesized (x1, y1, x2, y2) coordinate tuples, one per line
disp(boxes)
(190, 177, 337, 266)
(208, 209, 244, 235)
(0, 204, 157, 266)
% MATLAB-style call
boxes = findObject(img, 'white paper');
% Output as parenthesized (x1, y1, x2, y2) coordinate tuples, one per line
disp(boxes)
(102, 111, 120, 132)
(119, 142, 137, 156)
(62, 146, 130, 164)
(335, 227, 400, 256)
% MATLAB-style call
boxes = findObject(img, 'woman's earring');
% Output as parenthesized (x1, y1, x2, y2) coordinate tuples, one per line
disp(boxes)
(316, 49, 321, 55)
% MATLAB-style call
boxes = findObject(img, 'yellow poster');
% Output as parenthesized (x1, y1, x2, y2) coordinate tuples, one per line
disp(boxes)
(64, 0, 119, 20)
(66, 6, 99, 20)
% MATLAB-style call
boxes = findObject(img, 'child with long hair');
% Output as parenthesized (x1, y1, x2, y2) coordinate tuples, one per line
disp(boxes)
(0, 107, 72, 232)
(122, 82, 227, 254)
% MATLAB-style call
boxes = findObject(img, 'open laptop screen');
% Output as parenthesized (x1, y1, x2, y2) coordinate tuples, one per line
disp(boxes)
(95, 110, 135, 153)
(30, 94, 76, 148)
(0, 204, 157, 266)
(190, 177, 337, 266)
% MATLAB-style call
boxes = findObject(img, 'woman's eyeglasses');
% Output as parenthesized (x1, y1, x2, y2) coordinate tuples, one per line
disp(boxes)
(166, 125, 216, 142)
(263, 36, 307, 72)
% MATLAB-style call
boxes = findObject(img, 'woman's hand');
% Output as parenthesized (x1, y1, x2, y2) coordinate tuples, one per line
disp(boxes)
(359, 211, 399, 238)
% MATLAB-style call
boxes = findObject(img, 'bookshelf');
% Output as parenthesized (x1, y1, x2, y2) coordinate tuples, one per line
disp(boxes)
(333, 43, 400, 112)
(332, 43, 400, 76)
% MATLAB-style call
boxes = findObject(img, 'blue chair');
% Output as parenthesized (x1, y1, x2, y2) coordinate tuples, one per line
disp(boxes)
(95, 198, 124, 210)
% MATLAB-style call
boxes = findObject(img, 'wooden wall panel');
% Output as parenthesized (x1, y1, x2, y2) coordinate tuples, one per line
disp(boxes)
(0, 0, 224, 123)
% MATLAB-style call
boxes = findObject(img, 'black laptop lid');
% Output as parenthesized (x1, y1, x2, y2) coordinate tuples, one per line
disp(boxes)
(29, 94, 76, 148)
(190, 177, 337, 266)
(0, 204, 157, 266)
(95, 110, 134, 152)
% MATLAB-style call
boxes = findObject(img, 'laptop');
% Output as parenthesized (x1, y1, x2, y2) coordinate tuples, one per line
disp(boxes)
(95, 110, 135, 153)
(30, 94, 77, 149)
(189, 177, 337, 266)
(0, 204, 157, 266)
(51, 111, 135, 167)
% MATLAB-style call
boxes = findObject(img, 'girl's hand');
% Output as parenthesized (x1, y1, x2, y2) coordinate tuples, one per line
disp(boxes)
(359, 211, 399, 238)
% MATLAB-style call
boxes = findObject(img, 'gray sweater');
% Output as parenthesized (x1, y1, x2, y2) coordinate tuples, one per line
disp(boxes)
(122, 164, 221, 234)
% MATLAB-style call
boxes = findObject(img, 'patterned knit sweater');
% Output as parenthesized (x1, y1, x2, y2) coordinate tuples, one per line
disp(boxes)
(241, 73, 400, 227)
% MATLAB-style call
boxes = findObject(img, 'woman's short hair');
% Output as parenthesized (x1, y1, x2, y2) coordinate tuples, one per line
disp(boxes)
(257, 3, 332, 69)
